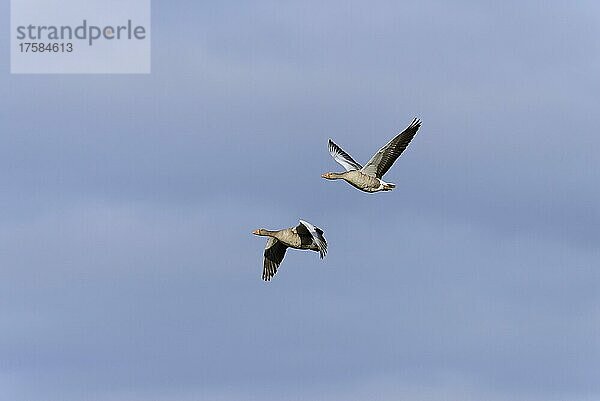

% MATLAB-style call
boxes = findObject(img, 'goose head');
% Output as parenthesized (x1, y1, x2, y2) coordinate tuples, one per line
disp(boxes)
(321, 172, 343, 180)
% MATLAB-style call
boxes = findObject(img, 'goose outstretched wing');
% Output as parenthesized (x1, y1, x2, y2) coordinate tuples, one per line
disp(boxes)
(328, 139, 363, 171)
(297, 220, 327, 258)
(361, 118, 421, 178)
(263, 238, 287, 281)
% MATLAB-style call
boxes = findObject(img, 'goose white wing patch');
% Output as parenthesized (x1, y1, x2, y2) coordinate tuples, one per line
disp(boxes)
(328, 139, 363, 171)
(299, 219, 328, 258)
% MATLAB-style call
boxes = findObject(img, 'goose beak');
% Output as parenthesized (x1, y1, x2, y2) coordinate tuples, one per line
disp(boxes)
(252, 229, 260, 235)
(321, 173, 329, 179)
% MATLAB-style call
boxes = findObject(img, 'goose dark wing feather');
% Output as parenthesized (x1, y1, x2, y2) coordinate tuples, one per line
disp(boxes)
(361, 118, 421, 178)
(262, 238, 287, 282)
(298, 220, 328, 258)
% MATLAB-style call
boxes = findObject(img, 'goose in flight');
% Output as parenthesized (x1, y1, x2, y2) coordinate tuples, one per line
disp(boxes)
(322, 118, 422, 193)
(252, 220, 328, 281)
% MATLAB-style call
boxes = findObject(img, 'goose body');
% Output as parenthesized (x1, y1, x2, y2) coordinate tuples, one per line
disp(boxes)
(322, 118, 421, 193)
(252, 220, 327, 281)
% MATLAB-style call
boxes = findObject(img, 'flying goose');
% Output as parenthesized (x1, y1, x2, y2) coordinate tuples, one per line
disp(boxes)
(252, 220, 327, 281)
(322, 118, 422, 193)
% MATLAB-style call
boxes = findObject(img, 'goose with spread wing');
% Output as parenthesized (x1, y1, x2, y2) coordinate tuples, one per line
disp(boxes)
(322, 118, 422, 193)
(252, 220, 327, 281)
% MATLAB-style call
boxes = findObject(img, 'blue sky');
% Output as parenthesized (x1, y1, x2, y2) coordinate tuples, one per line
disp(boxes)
(1, 1, 599, 400)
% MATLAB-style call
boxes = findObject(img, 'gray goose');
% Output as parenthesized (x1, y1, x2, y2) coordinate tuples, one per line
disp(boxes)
(322, 118, 422, 193)
(252, 220, 327, 281)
